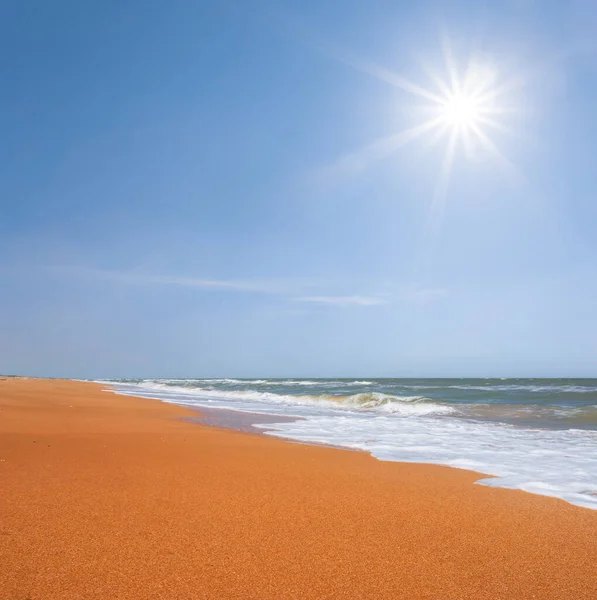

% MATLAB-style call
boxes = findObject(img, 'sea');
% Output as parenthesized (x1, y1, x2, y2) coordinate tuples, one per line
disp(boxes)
(100, 378, 597, 510)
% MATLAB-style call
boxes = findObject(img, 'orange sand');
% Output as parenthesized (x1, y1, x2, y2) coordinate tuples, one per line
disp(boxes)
(1, 378, 596, 599)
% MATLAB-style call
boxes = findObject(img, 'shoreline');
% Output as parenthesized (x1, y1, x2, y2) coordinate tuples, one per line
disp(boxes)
(107, 380, 597, 510)
(115, 392, 362, 452)
(2, 378, 597, 599)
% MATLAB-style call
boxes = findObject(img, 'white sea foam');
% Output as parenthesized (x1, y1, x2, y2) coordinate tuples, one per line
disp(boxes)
(261, 416, 597, 510)
(114, 382, 452, 416)
(103, 380, 597, 510)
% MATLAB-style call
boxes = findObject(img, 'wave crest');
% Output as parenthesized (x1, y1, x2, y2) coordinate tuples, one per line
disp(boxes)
(330, 392, 455, 415)
(109, 381, 453, 416)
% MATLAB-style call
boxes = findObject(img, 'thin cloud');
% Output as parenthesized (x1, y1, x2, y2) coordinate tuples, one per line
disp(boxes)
(45, 266, 399, 306)
(46, 266, 307, 295)
(295, 295, 388, 306)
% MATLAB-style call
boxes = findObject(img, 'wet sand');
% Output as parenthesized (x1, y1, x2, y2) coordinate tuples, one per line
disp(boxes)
(185, 405, 303, 434)
(1, 378, 596, 599)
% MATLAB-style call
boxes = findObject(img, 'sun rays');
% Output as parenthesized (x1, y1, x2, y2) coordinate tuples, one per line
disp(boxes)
(374, 51, 514, 167)
(316, 36, 523, 274)
(319, 38, 520, 184)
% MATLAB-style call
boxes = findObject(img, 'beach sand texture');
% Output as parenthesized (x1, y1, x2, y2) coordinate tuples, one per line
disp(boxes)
(1, 378, 596, 599)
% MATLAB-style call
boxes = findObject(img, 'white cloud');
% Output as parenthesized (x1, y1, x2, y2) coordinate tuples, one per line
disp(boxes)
(45, 265, 305, 295)
(45, 266, 425, 308)
(295, 295, 388, 306)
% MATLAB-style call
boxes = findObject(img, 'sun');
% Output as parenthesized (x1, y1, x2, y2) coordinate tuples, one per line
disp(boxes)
(322, 37, 518, 183)
(440, 92, 482, 128)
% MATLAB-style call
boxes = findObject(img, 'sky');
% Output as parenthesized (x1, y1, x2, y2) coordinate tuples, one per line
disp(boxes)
(2, 0, 597, 378)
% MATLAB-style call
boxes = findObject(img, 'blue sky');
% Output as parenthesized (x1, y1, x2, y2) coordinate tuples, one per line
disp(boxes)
(2, 0, 597, 378)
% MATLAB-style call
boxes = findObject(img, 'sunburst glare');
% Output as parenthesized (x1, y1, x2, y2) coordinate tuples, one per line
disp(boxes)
(318, 36, 523, 274)
(440, 92, 482, 127)
(419, 55, 511, 162)
(320, 38, 519, 182)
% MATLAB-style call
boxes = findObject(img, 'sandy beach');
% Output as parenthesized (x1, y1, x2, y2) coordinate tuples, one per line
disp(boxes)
(1, 378, 596, 599)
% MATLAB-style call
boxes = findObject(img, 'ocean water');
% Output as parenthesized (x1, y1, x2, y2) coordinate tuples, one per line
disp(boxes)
(101, 378, 597, 510)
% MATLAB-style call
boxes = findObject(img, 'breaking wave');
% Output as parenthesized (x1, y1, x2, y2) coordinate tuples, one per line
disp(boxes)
(113, 381, 453, 416)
